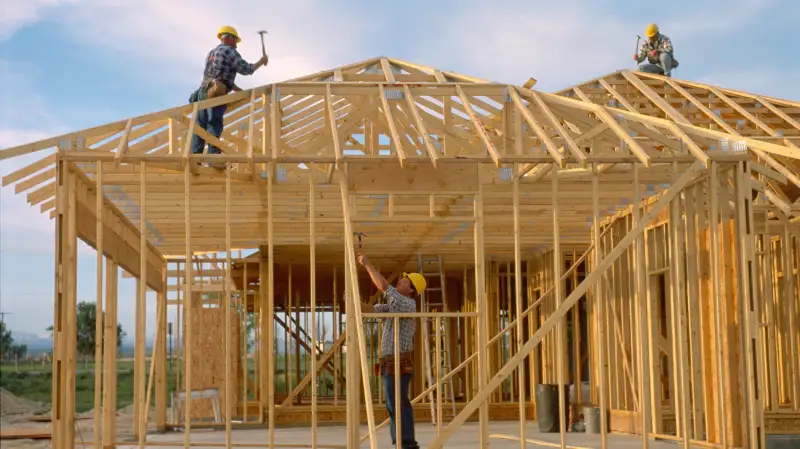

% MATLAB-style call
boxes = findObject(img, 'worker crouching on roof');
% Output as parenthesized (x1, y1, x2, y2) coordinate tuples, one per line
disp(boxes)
(357, 250, 424, 449)
(189, 26, 268, 166)
(634, 23, 678, 77)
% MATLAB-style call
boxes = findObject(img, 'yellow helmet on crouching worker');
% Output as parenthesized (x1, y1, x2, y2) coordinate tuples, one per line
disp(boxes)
(645, 23, 659, 37)
(403, 272, 427, 296)
(217, 25, 242, 43)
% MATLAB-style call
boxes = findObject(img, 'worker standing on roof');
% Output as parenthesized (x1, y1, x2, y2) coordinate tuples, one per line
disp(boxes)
(189, 26, 268, 163)
(357, 250, 424, 449)
(633, 23, 678, 77)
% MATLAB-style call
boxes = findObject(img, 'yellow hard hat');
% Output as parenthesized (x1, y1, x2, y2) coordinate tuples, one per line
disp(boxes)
(403, 272, 427, 295)
(217, 25, 241, 42)
(645, 23, 659, 37)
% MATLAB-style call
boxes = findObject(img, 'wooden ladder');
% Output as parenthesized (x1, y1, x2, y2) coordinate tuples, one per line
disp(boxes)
(418, 254, 456, 425)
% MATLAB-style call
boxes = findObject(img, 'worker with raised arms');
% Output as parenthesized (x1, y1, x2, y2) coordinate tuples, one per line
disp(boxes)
(189, 26, 268, 167)
(357, 250, 425, 449)
(634, 23, 678, 77)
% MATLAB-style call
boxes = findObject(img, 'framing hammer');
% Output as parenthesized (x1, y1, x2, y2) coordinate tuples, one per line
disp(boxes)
(353, 232, 367, 249)
(257, 30, 268, 57)
(634, 35, 641, 64)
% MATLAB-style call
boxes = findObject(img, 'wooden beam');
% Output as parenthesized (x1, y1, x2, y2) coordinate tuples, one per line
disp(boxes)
(525, 89, 588, 167)
(592, 164, 609, 449)
(2, 154, 55, 187)
(380, 58, 396, 84)
(456, 84, 501, 167)
(427, 161, 704, 448)
(71, 165, 164, 291)
(310, 179, 318, 449)
(571, 87, 652, 167)
(508, 87, 565, 167)
(102, 259, 119, 448)
(325, 84, 343, 165)
(92, 159, 105, 448)
(512, 163, 526, 448)
(403, 85, 440, 167)
(378, 85, 407, 167)
(337, 166, 378, 449)
(115, 119, 134, 167)
(181, 103, 199, 167)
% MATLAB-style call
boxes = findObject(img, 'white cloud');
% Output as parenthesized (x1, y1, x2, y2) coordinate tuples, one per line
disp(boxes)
(49, 0, 379, 87)
(414, 0, 783, 92)
(0, 0, 80, 40)
(661, 0, 774, 37)
(410, 2, 637, 90)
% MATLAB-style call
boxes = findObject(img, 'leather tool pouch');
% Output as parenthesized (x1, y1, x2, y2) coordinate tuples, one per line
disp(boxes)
(373, 353, 413, 376)
(205, 80, 229, 99)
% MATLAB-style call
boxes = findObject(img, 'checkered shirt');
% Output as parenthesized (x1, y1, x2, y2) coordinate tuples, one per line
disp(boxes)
(201, 44, 257, 91)
(373, 286, 417, 357)
(637, 33, 674, 64)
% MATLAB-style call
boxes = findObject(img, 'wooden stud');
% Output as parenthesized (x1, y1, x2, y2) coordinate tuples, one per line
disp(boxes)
(592, 164, 608, 448)
(337, 165, 378, 449)
(183, 162, 192, 449)
(310, 180, 318, 449)
(93, 163, 104, 449)
(708, 163, 728, 448)
(137, 162, 148, 447)
(735, 162, 765, 449)
(552, 165, 568, 449)
(633, 164, 651, 448)
(512, 162, 526, 448)
(102, 259, 119, 449)
(394, 317, 402, 448)
(225, 166, 232, 448)
(267, 161, 276, 448)
(474, 183, 490, 446)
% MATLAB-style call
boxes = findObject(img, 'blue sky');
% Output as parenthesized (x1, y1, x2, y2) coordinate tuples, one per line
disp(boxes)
(1, 0, 799, 343)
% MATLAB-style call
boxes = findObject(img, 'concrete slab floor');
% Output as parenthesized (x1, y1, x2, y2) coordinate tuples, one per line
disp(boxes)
(116, 421, 714, 448)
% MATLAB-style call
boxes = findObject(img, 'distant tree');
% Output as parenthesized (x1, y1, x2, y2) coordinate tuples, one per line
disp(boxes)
(46, 301, 126, 368)
(0, 321, 13, 362)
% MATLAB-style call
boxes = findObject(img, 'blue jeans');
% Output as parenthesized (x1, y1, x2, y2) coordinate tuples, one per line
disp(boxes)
(190, 88, 227, 155)
(638, 52, 674, 77)
(383, 373, 419, 449)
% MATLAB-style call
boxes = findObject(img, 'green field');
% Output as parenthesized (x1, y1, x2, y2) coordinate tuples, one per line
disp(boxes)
(0, 361, 178, 413)
(0, 355, 350, 414)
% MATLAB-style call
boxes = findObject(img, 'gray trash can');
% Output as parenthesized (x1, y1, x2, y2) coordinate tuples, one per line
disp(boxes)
(535, 384, 569, 433)
(584, 406, 602, 434)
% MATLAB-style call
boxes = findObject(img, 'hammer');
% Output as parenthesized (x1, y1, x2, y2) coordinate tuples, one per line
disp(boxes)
(634, 35, 641, 64)
(353, 232, 367, 249)
(257, 30, 268, 57)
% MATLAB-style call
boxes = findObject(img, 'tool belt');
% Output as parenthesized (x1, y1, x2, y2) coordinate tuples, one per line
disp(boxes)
(203, 78, 229, 99)
(373, 351, 414, 376)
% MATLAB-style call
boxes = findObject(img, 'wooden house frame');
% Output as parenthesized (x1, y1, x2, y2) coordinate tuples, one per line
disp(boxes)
(1, 56, 799, 449)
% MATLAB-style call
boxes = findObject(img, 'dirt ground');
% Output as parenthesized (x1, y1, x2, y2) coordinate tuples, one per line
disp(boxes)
(1, 389, 147, 449)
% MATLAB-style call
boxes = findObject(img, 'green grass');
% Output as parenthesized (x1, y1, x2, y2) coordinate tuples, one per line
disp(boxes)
(0, 361, 178, 413)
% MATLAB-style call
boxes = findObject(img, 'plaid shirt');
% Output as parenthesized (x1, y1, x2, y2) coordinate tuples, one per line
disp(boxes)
(637, 33, 674, 64)
(373, 286, 417, 357)
(201, 44, 257, 90)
